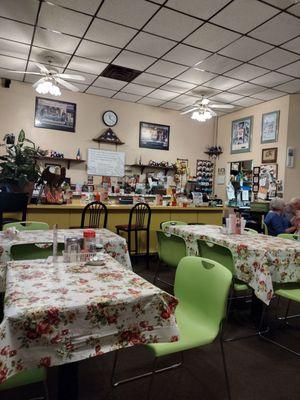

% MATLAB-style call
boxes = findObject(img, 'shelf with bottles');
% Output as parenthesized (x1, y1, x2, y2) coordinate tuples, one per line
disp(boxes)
(196, 159, 214, 194)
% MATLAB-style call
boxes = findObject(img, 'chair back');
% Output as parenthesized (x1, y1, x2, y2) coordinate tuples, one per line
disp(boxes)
(81, 201, 108, 229)
(0, 192, 28, 230)
(244, 227, 258, 234)
(129, 202, 151, 230)
(11, 243, 64, 260)
(160, 220, 187, 230)
(262, 221, 269, 235)
(197, 239, 235, 275)
(156, 231, 186, 268)
(277, 233, 298, 240)
(3, 221, 49, 231)
(175, 256, 232, 330)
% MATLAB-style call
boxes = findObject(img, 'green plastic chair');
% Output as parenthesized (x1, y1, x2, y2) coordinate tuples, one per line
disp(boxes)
(154, 231, 186, 286)
(0, 368, 47, 393)
(160, 220, 187, 230)
(11, 243, 64, 260)
(244, 227, 258, 234)
(262, 221, 269, 235)
(3, 221, 49, 231)
(112, 256, 232, 399)
(277, 233, 298, 240)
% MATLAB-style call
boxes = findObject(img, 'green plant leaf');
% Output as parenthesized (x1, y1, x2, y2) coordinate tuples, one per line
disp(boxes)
(18, 129, 25, 142)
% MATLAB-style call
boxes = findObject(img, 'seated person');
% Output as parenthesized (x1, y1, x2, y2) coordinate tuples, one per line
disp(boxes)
(265, 198, 297, 236)
(285, 197, 300, 224)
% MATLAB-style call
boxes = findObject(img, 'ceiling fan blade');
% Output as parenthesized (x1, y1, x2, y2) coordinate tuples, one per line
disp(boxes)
(55, 77, 80, 92)
(55, 73, 85, 81)
(32, 77, 46, 88)
(34, 62, 50, 74)
(209, 103, 234, 109)
(8, 70, 44, 75)
(180, 107, 199, 115)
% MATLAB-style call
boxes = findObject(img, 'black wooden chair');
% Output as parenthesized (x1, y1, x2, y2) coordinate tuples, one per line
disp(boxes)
(81, 201, 108, 229)
(0, 192, 28, 230)
(116, 202, 151, 268)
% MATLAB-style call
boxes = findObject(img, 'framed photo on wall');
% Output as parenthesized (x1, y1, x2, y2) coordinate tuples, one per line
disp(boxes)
(139, 121, 170, 150)
(231, 116, 252, 154)
(262, 147, 278, 164)
(34, 97, 76, 132)
(261, 111, 279, 143)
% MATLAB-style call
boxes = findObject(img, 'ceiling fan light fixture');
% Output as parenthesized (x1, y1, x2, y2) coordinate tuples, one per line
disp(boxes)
(35, 80, 61, 96)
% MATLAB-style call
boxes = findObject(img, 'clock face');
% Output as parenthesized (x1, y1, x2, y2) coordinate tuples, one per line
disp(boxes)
(103, 110, 118, 127)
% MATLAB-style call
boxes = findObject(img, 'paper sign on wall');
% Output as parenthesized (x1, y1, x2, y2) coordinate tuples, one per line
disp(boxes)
(87, 149, 125, 177)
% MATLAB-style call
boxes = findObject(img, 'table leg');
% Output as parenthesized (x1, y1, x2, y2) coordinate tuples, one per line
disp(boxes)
(58, 362, 79, 400)
(251, 292, 264, 327)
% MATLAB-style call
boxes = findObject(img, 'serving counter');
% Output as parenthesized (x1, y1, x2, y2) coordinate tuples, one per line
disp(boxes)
(26, 203, 224, 253)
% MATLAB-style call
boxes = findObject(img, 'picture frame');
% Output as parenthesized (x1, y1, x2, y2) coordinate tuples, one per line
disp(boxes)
(231, 116, 252, 154)
(253, 166, 260, 175)
(262, 147, 278, 164)
(45, 162, 62, 170)
(261, 111, 279, 143)
(34, 97, 76, 132)
(139, 121, 170, 151)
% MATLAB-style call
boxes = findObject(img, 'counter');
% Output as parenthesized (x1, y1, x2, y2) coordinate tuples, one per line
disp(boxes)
(24, 203, 223, 253)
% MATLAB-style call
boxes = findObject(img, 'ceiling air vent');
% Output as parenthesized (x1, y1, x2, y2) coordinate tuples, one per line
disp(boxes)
(100, 64, 142, 82)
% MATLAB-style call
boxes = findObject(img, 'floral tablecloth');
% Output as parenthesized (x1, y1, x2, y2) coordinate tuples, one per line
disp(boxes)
(0, 254, 179, 383)
(0, 228, 132, 291)
(167, 224, 300, 304)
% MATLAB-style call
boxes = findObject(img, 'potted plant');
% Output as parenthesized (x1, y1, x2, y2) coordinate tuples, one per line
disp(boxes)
(0, 129, 46, 198)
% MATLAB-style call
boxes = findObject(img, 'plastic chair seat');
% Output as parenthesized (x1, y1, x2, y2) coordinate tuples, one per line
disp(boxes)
(0, 368, 46, 391)
(234, 279, 250, 292)
(274, 283, 300, 302)
(147, 305, 218, 358)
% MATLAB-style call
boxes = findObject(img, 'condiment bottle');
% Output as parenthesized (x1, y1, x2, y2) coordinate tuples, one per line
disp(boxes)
(83, 229, 96, 253)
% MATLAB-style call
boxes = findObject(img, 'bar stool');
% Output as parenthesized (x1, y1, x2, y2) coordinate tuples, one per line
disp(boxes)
(116, 202, 151, 268)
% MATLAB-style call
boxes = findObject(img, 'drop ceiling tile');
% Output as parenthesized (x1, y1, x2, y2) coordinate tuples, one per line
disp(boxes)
(75, 40, 119, 63)
(113, 50, 156, 71)
(161, 101, 184, 110)
(34, 28, 80, 54)
(114, 92, 142, 102)
(143, 8, 202, 41)
(211, 0, 278, 33)
(126, 32, 176, 58)
(198, 54, 241, 74)
(133, 72, 170, 87)
(220, 37, 274, 62)
(148, 89, 178, 100)
(0, 68, 23, 81)
(252, 88, 285, 100)
(281, 37, 300, 54)
(176, 69, 216, 84)
(146, 60, 188, 78)
(229, 82, 266, 95)
(30, 47, 71, 67)
(274, 79, 300, 93)
(160, 79, 196, 93)
(277, 60, 300, 78)
(0, 0, 39, 24)
(50, 0, 101, 14)
(137, 97, 165, 106)
(171, 94, 200, 104)
(0, 18, 34, 44)
(209, 92, 244, 103)
(63, 69, 97, 85)
(0, 54, 27, 70)
(204, 76, 243, 90)
(93, 76, 127, 90)
(224, 64, 269, 81)
(289, 3, 300, 16)
(87, 86, 117, 97)
(250, 71, 293, 87)
(232, 97, 263, 107)
(163, 45, 211, 67)
(67, 56, 108, 75)
(251, 48, 299, 69)
(187, 86, 222, 97)
(250, 13, 300, 45)
(184, 23, 240, 52)
(38, 2, 92, 37)
(262, 0, 295, 8)
(167, 0, 233, 19)
(122, 83, 155, 96)
(98, 0, 159, 29)
(0, 38, 30, 60)
(86, 19, 137, 47)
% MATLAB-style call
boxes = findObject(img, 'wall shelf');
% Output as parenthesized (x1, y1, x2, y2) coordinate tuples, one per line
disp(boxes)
(129, 164, 176, 175)
(37, 156, 85, 169)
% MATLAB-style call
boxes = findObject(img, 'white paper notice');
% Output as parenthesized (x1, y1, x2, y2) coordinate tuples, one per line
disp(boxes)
(87, 149, 125, 177)
(242, 190, 249, 201)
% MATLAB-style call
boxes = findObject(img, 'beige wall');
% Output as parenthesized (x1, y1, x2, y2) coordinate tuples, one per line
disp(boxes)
(284, 94, 300, 200)
(0, 81, 214, 184)
(214, 95, 290, 200)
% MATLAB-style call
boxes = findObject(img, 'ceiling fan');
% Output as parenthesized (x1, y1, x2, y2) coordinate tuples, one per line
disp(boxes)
(9, 60, 85, 96)
(181, 96, 234, 121)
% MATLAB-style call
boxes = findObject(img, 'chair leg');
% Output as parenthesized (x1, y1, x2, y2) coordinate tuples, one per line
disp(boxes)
(153, 257, 160, 285)
(219, 335, 231, 400)
(135, 229, 139, 263)
(146, 229, 150, 270)
(127, 230, 131, 260)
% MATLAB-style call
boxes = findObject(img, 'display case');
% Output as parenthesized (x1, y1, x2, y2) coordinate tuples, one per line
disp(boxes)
(196, 159, 214, 195)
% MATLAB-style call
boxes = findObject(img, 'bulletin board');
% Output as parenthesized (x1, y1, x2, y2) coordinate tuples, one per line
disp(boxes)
(87, 149, 125, 177)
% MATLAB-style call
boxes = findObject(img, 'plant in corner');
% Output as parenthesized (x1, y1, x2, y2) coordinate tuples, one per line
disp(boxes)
(0, 129, 46, 194)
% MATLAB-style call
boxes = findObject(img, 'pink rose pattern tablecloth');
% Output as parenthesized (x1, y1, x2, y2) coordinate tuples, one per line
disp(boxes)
(0, 228, 132, 291)
(0, 255, 179, 383)
(167, 225, 300, 304)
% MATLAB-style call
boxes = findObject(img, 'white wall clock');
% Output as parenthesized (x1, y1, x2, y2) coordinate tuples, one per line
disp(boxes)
(102, 110, 118, 127)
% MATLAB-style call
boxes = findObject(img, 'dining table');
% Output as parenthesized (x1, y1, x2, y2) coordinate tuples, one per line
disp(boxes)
(0, 228, 132, 292)
(0, 253, 179, 396)
(166, 224, 300, 305)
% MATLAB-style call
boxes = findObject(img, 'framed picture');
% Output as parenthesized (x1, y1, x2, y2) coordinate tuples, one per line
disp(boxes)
(218, 167, 225, 175)
(261, 111, 279, 143)
(45, 162, 61, 170)
(253, 166, 260, 175)
(34, 97, 76, 132)
(139, 121, 170, 150)
(262, 147, 277, 163)
(231, 116, 252, 154)
(253, 176, 259, 183)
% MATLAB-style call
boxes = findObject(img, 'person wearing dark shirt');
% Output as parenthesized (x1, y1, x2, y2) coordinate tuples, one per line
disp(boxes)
(264, 198, 297, 236)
